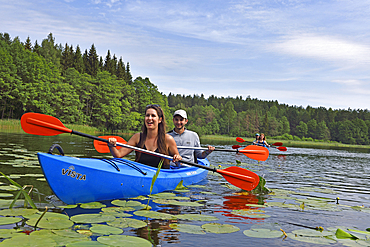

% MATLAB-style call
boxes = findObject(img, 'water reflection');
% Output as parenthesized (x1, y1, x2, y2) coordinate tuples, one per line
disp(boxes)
(213, 192, 267, 224)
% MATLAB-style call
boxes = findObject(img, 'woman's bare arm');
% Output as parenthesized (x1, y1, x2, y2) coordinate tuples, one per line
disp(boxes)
(108, 133, 140, 158)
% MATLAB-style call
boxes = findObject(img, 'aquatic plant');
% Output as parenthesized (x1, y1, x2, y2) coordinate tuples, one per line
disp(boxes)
(0, 172, 37, 209)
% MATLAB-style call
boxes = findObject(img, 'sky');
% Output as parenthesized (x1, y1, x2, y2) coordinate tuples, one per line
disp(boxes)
(2, 0, 370, 110)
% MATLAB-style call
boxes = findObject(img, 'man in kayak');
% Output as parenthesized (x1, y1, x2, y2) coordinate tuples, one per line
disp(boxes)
(168, 109, 215, 164)
(253, 133, 260, 145)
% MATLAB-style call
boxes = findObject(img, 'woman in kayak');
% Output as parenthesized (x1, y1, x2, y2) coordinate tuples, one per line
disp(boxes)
(108, 104, 182, 168)
(258, 133, 270, 147)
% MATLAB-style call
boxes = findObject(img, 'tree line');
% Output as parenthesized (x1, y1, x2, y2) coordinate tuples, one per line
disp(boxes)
(1, 32, 370, 145)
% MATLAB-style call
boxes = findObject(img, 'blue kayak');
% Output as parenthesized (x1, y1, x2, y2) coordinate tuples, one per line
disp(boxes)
(37, 152, 209, 205)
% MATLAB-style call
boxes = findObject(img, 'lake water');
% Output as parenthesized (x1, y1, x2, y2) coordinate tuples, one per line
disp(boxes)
(1, 132, 370, 246)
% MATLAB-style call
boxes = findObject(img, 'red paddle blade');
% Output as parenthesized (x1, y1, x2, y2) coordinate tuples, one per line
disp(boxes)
(239, 145, 269, 161)
(94, 136, 127, 153)
(272, 142, 283, 146)
(21, 113, 71, 136)
(232, 145, 242, 149)
(277, 146, 287, 151)
(236, 137, 245, 143)
(217, 166, 260, 191)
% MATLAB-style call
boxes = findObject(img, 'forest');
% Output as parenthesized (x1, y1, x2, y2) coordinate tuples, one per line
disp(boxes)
(1, 32, 370, 145)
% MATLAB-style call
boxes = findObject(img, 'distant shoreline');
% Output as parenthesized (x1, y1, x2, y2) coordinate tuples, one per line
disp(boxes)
(2, 119, 369, 150)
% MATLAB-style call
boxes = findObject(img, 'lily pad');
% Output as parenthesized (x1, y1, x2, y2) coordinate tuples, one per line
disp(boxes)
(187, 185, 206, 188)
(153, 199, 203, 207)
(31, 229, 88, 246)
(232, 209, 271, 218)
(79, 202, 106, 209)
(0, 193, 13, 197)
(52, 229, 88, 238)
(97, 235, 152, 246)
(107, 218, 147, 229)
(56, 204, 78, 209)
(243, 228, 283, 238)
(0, 217, 22, 225)
(111, 200, 145, 208)
(202, 223, 240, 234)
(150, 192, 177, 199)
(176, 214, 219, 221)
(26, 216, 74, 229)
(0, 185, 19, 191)
(90, 224, 123, 235)
(265, 201, 300, 209)
(348, 228, 370, 235)
(245, 204, 267, 208)
(70, 214, 116, 224)
(76, 230, 93, 236)
(134, 210, 177, 220)
(0, 208, 39, 217)
(0, 234, 57, 246)
(0, 228, 23, 238)
(129, 196, 148, 200)
(101, 207, 133, 217)
(287, 233, 337, 245)
(27, 212, 69, 220)
(66, 240, 107, 246)
(351, 206, 370, 213)
(292, 229, 334, 237)
(169, 223, 206, 234)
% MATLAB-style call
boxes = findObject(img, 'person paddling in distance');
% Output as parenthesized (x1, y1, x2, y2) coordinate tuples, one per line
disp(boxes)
(168, 109, 215, 165)
(258, 133, 270, 147)
(252, 133, 260, 145)
(108, 104, 182, 169)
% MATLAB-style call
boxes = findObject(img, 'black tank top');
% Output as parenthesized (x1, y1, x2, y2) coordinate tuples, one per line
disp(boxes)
(136, 145, 162, 168)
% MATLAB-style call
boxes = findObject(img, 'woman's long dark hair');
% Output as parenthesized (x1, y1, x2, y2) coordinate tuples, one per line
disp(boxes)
(136, 105, 168, 165)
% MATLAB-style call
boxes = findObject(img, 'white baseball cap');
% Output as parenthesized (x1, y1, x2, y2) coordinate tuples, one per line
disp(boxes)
(173, 109, 187, 119)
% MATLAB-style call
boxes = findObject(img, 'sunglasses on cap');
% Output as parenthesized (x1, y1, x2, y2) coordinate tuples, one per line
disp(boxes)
(146, 104, 161, 108)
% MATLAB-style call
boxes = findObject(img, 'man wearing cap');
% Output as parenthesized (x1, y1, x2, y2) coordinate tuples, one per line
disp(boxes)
(253, 133, 260, 145)
(168, 109, 215, 164)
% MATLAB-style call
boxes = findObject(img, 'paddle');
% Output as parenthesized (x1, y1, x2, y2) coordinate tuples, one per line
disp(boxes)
(176, 145, 269, 161)
(95, 136, 269, 162)
(21, 113, 260, 191)
(236, 137, 283, 147)
(232, 144, 287, 152)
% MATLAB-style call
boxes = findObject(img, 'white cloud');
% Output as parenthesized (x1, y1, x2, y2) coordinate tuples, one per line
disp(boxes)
(332, 79, 362, 86)
(272, 34, 370, 66)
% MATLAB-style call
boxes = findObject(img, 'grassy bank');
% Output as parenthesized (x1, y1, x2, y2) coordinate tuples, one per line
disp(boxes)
(0, 119, 101, 134)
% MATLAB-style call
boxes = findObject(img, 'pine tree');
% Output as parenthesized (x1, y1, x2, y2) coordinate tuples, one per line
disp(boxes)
(73, 45, 84, 73)
(83, 49, 89, 73)
(24, 36, 32, 51)
(33, 40, 41, 55)
(116, 57, 126, 79)
(111, 54, 117, 76)
(99, 56, 104, 72)
(61, 43, 74, 74)
(86, 44, 99, 77)
(104, 50, 112, 72)
(125, 62, 133, 84)
(39, 33, 61, 69)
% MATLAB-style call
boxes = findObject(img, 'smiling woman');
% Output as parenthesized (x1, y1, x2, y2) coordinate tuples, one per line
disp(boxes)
(108, 104, 181, 168)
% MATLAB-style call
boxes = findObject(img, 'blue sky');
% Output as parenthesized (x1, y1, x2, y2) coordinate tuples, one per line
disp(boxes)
(2, 0, 370, 110)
